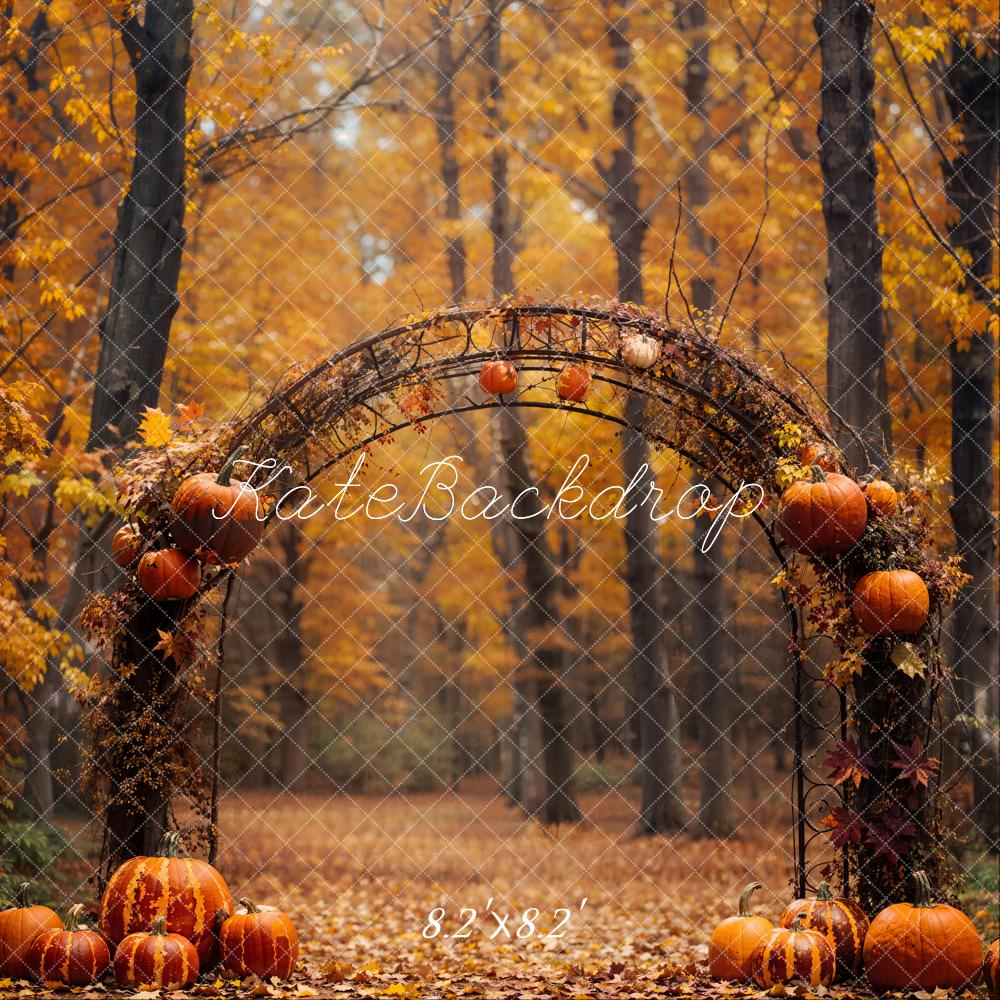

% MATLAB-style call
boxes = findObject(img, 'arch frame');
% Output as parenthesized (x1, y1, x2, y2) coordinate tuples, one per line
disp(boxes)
(85, 300, 962, 909)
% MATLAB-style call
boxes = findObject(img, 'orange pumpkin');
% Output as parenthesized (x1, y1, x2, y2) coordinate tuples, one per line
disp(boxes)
(28, 904, 109, 986)
(111, 525, 143, 569)
(776, 471, 868, 555)
(219, 898, 298, 980)
(985, 938, 999, 999)
(0, 882, 63, 979)
(479, 359, 518, 396)
(99, 831, 234, 967)
(852, 569, 929, 636)
(136, 548, 201, 601)
(707, 882, 773, 982)
(556, 364, 592, 402)
(863, 479, 898, 516)
(863, 870, 984, 992)
(171, 451, 268, 564)
(779, 881, 868, 978)
(798, 442, 839, 472)
(751, 913, 836, 988)
(113, 916, 199, 990)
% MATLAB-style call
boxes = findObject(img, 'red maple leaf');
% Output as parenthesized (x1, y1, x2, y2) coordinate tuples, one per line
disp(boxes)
(823, 740, 873, 788)
(890, 737, 940, 788)
(821, 806, 863, 849)
(864, 805, 917, 862)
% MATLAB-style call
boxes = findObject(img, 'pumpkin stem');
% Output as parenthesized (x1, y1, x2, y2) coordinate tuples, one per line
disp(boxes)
(789, 912, 808, 933)
(737, 882, 763, 918)
(157, 830, 183, 858)
(217, 446, 248, 487)
(911, 870, 934, 909)
(809, 465, 828, 482)
(65, 903, 85, 932)
(13, 882, 31, 908)
(150, 916, 168, 935)
(815, 882, 834, 901)
(238, 897, 260, 914)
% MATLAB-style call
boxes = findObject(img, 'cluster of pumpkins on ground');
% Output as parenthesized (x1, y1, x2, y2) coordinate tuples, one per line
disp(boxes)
(112, 452, 269, 600)
(0, 834, 297, 991)
(708, 876, 1000, 994)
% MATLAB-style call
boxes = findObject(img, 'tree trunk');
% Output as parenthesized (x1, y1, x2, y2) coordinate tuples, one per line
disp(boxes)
(815, 0, 892, 468)
(483, 1, 578, 823)
(679, 0, 733, 837)
(87, 1, 194, 450)
(99, 598, 183, 876)
(94, 0, 196, 863)
(691, 491, 734, 836)
(431, 1, 467, 306)
(605, 1, 686, 833)
(943, 37, 999, 851)
(275, 521, 311, 793)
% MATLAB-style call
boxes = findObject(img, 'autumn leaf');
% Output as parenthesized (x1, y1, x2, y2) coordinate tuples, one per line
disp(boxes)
(890, 642, 926, 679)
(138, 406, 174, 447)
(890, 737, 940, 788)
(177, 398, 206, 424)
(864, 805, 917, 862)
(154, 628, 197, 664)
(821, 806, 863, 849)
(822, 740, 872, 788)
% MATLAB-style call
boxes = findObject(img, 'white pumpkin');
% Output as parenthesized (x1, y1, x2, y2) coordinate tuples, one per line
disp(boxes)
(620, 332, 660, 369)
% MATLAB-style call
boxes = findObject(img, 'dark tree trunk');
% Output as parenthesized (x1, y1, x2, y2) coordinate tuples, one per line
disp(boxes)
(99, 598, 184, 875)
(274, 521, 311, 793)
(679, 0, 733, 837)
(815, 0, 892, 468)
(88, 0, 195, 450)
(691, 493, 734, 836)
(483, 1, 578, 823)
(94, 0, 196, 863)
(943, 38, 999, 851)
(431, 1, 467, 305)
(602, 2, 686, 833)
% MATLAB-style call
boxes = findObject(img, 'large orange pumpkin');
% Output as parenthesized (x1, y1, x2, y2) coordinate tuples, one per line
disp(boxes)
(751, 913, 836, 987)
(852, 569, 929, 636)
(136, 548, 201, 601)
(985, 938, 999, 999)
(479, 359, 518, 396)
(776, 471, 868, 556)
(863, 870, 984, 992)
(99, 831, 234, 967)
(863, 479, 898, 516)
(779, 881, 868, 978)
(707, 882, 773, 982)
(28, 904, 109, 986)
(113, 916, 199, 990)
(111, 525, 143, 569)
(219, 898, 298, 980)
(0, 882, 63, 979)
(556, 364, 592, 402)
(171, 451, 268, 565)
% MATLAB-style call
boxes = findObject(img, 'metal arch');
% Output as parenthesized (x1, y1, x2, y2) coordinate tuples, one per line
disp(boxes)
(188, 300, 845, 893)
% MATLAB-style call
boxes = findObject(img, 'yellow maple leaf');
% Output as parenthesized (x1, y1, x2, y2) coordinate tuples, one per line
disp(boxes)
(890, 642, 926, 679)
(138, 406, 174, 448)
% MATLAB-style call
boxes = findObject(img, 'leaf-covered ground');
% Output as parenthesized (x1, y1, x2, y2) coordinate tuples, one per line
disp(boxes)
(10, 788, 998, 999)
